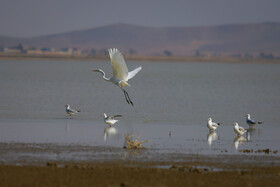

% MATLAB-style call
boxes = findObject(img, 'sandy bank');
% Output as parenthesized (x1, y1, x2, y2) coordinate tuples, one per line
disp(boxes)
(1, 161, 280, 186)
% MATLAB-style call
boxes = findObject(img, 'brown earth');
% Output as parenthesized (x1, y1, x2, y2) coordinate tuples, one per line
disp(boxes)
(1, 162, 280, 186)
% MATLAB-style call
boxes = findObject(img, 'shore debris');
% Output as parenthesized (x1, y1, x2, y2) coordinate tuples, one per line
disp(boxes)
(169, 165, 210, 173)
(46, 162, 58, 168)
(239, 148, 278, 154)
(124, 134, 149, 149)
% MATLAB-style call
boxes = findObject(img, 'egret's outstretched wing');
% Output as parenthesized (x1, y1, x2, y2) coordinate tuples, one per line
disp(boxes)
(108, 48, 128, 80)
(127, 66, 142, 80)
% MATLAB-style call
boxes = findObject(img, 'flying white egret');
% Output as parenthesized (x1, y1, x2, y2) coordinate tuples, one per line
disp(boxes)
(232, 123, 247, 136)
(102, 113, 122, 126)
(207, 118, 220, 131)
(65, 104, 80, 116)
(92, 48, 142, 106)
(245, 114, 263, 127)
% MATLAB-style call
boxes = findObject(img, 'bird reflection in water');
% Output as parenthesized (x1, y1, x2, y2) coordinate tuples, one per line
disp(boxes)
(246, 127, 261, 141)
(65, 119, 70, 135)
(207, 131, 219, 146)
(233, 136, 248, 150)
(104, 126, 118, 141)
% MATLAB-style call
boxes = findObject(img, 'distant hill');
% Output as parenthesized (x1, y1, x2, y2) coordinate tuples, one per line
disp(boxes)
(1, 22, 280, 56)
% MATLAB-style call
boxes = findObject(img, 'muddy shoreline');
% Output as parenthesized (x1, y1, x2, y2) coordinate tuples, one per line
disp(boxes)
(1, 142, 280, 186)
(1, 160, 280, 186)
(1, 142, 279, 166)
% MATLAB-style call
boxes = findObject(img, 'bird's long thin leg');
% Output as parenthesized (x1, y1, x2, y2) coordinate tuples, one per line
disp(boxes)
(123, 90, 130, 104)
(126, 91, 134, 106)
(123, 90, 134, 106)
(124, 90, 133, 106)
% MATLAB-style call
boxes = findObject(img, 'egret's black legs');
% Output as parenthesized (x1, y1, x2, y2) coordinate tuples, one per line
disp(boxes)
(123, 90, 130, 104)
(123, 90, 134, 106)
(126, 91, 134, 106)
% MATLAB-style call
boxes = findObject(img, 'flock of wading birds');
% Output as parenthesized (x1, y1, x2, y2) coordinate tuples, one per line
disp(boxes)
(64, 48, 263, 139)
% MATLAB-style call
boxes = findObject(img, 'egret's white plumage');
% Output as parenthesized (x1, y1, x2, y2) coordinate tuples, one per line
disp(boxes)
(232, 123, 247, 136)
(127, 66, 142, 80)
(93, 48, 142, 105)
(102, 113, 122, 126)
(207, 118, 220, 131)
(65, 104, 80, 116)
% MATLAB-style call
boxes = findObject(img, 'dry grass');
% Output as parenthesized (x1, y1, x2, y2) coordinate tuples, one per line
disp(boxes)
(124, 134, 149, 149)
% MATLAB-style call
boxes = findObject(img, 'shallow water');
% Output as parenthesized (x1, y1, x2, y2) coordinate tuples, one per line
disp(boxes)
(0, 60, 280, 163)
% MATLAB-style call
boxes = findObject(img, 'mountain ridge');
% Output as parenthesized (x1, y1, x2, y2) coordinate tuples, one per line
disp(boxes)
(1, 22, 280, 56)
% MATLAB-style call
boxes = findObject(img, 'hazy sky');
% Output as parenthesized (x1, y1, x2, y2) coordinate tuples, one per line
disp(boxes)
(1, 0, 280, 37)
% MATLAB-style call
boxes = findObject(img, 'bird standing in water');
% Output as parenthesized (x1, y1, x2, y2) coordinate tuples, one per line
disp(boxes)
(65, 104, 80, 117)
(245, 114, 263, 127)
(232, 123, 247, 136)
(207, 118, 220, 131)
(102, 113, 122, 126)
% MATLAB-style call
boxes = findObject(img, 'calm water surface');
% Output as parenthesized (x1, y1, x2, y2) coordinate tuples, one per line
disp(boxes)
(0, 60, 279, 162)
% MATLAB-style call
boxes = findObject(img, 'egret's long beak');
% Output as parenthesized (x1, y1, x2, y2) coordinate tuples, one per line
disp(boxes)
(92, 70, 99, 72)
(232, 124, 235, 126)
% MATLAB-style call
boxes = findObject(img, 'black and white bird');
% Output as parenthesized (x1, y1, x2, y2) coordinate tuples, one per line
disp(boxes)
(93, 48, 142, 106)
(245, 114, 263, 127)
(102, 113, 122, 126)
(65, 104, 80, 116)
(232, 122, 247, 136)
(207, 118, 220, 131)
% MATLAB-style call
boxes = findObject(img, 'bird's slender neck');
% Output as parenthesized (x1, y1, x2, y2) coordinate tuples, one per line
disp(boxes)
(97, 69, 110, 81)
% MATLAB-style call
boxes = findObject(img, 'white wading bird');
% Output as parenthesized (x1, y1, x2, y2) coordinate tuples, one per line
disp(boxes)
(65, 104, 80, 116)
(232, 122, 247, 136)
(245, 114, 263, 127)
(207, 118, 220, 131)
(102, 113, 122, 126)
(92, 48, 142, 106)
